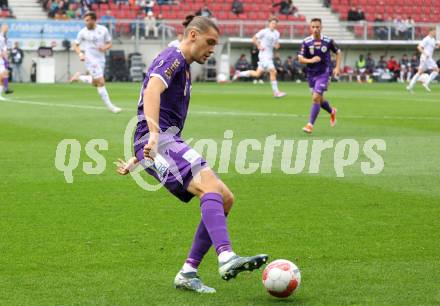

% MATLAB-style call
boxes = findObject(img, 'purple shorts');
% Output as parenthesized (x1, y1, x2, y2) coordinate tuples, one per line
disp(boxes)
(307, 73, 330, 95)
(134, 132, 207, 203)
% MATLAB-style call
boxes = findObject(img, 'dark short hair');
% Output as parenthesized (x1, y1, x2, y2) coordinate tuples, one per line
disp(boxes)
(311, 18, 322, 24)
(184, 16, 219, 37)
(84, 11, 97, 20)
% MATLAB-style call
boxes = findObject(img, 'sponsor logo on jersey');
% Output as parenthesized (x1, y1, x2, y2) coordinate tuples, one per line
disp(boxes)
(164, 58, 180, 79)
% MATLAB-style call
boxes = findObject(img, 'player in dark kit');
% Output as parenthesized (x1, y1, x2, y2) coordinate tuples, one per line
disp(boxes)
(116, 16, 268, 294)
(299, 18, 341, 134)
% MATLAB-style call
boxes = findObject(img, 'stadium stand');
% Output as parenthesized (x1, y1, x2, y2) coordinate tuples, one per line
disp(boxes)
(40, 0, 307, 37)
(331, 0, 439, 39)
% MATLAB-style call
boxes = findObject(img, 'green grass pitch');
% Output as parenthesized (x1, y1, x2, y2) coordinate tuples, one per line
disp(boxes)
(1, 81, 439, 305)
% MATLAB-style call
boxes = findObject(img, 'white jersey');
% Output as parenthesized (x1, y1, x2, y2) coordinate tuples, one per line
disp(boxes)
(420, 35, 436, 60)
(255, 28, 280, 61)
(75, 24, 111, 63)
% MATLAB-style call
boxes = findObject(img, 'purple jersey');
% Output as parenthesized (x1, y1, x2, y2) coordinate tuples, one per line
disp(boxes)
(299, 35, 340, 77)
(135, 47, 191, 152)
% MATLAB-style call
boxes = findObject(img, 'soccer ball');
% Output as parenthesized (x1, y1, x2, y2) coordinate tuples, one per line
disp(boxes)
(216, 73, 227, 83)
(262, 259, 301, 298)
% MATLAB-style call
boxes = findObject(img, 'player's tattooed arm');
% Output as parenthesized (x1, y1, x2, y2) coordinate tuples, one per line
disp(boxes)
(143, 76, 167, 161)
(115, 157, 139, 175)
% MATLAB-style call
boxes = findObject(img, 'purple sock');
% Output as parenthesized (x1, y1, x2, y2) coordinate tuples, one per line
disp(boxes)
(200, 192, 232, 255)
(186, 221, 212, 269)
(309, 103, 321, 125)
(3, 77, 8, 90)
(321, 100, 333, 114)
(186, 212, 229, 269)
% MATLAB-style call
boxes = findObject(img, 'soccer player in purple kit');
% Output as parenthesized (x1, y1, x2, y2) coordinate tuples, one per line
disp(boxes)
(299, 18, 341, 134)
(116, 16, 268, 294)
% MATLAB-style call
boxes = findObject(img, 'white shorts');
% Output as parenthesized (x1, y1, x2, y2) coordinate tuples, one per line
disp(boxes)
(419, 57, 438, 71)
(0, 58, 5, 74)
(85, 60, 105, 79)
(258, 59, 275, 72)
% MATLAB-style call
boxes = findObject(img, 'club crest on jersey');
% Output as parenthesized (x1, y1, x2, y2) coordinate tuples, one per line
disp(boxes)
(164, 58, 180, 79)
(321, 46, 328, 53)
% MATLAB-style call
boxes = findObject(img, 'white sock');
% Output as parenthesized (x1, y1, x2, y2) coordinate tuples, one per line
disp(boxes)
(408, 73, 420, 89)
(239, 71, 251, 77)
(427, 71, 438, 85)
(407, 72, 412, 81)
(357, 75, 361, 82)
(218, 250, 236, 263)
(97, 86, 115, 110)
(79, 75, 92, 84)
(181, 263, 197, 274)
(271, 80, 279, 93)
(0, 85, 3, 95)
(400, 71, 404, 82)
(366, 75, 370, 82)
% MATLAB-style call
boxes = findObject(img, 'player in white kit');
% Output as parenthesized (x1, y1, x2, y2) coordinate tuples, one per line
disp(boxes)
(407, 27, 440, 92)
(232, 17, 286, 98)
(0, 24, 9, 101)
(71, 11, 121, 113)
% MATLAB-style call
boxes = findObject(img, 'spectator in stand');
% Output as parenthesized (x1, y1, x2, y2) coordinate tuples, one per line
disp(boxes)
(393, 16, 407, 39)
(366, 53, 375, 74)
(273, 52, 285, 81)
(374, 14, 388, 40)
(273, 0, 297, 16)
(323, 0, 331, 8)
(139, 0, 155, 14)
(356, 7, 365, 21)
(11, 42, 24, 83)
(100, 10, 116, 35)
(0, 0, 8, 10)
(231, 0, 244, 16)
(387, 55, 399, 81)
(144, 11, 158, 38)
(347, 6, 358, 21)
(131, 10, 145, 39)
(196, 5, 213, 18)
(235, 54, 250, 73)
(399, 53, 410, 83)
(65, 4, 77, 19)
(404, 16, 414, 40)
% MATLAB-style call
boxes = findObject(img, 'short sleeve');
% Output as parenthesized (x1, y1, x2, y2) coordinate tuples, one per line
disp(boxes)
(103, 27, 112, 43)
(150, 53, 184, 89)
(329, 39, 340, 53)
(75, 30, 83, 45)
(299, 41, 307, 57)
(255, 29, 265, 40)
(420, 37, 428, 49)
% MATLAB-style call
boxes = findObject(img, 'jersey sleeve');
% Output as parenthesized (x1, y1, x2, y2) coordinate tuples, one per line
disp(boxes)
(419, 37, 428, 49)
(75, 29, 84, 45)
(103, 27, 112, 43)
(329, 39, 340, 53)
(150, 53, 184, 89)
(299, 40, 307, 57)
(255, 29, 265, 40)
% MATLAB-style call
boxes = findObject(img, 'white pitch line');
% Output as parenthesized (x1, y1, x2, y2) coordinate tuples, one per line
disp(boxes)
(3, 97, 440, 121)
